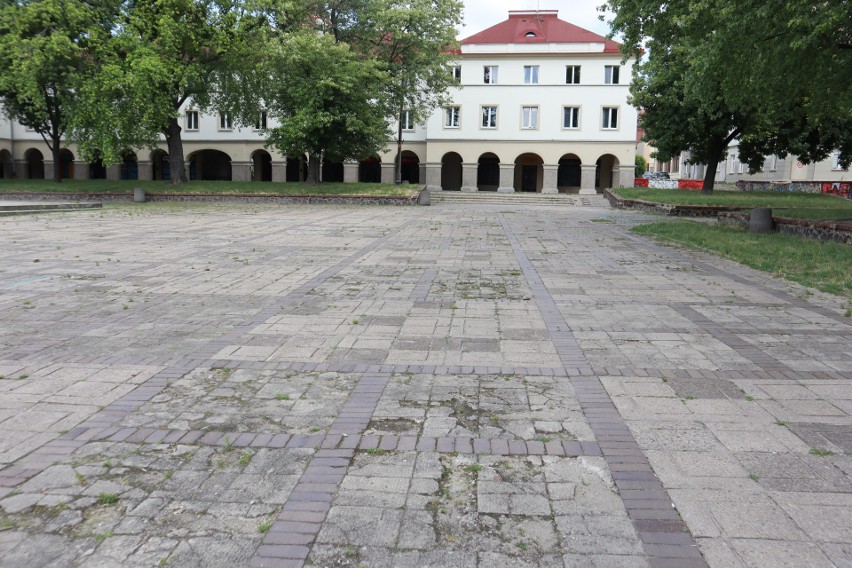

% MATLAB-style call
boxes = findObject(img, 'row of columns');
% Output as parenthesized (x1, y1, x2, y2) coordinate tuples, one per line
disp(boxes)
(423, 162, 635, 193)
(14, 157, 632, 190)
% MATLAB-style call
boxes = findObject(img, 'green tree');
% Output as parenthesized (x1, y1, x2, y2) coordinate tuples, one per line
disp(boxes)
(352, 0, 462, 183)
(0, 0, 101, 183)
(604, 0, 852, 193)
(72, 0, 253, 184)
(263, 31, 391, 184)
(634, 155, 646, 178)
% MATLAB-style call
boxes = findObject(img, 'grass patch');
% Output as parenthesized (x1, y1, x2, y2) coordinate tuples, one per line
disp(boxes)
(773, 208, 852, 221)
(96, 493, 119, 505)
(632, 221, 852, 299)
(809, 448, 834, 456)
(614, 187, 852, 211)
(0, 179, 415, 197)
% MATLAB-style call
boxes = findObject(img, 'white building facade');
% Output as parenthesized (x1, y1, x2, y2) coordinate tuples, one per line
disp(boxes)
(0, 10, 638, 193)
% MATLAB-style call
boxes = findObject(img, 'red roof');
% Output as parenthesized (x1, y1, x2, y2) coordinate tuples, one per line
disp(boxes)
(461, 10, 621, 53)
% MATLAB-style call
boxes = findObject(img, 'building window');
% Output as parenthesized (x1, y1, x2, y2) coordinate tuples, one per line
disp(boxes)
(834, 151, 846, 170)
(770, 155, 778, 171)
(186, 110, 199, 131)
(601, 107, 618, 129)
(522, 106, 538, 129)
(219, 113, 233, 130)
(604, 65, 620, 84)
(451, 65, 461, 82)
(481, 106, 497, 128)
(254, 110, 267, 130)
(401, 110, 414, 131)
(563, 107, 579, 129)
(484, 65, 498, 84)
(672, 156, 680, 173)
(565, 65, 581, 84)
(523, 65, 539, 84)
(444, 106, 460, 128)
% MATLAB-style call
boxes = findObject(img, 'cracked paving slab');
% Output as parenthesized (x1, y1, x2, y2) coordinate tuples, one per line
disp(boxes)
(0, 200, 850, 567)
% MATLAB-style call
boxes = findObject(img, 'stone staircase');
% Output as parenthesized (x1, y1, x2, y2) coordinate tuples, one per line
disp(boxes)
(0, 201, 102, 216)
(430, 190, 603, 206)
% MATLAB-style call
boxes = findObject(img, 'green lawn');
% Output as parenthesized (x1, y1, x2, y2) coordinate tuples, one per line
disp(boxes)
(0, 179, 415, 197)
(633, 221, 852, 300)
(614, 187, 852, 211)
(773, 209, 852, 222)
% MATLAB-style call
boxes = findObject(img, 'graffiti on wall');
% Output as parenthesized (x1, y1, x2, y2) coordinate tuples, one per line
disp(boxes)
(822, 182, 851, 199)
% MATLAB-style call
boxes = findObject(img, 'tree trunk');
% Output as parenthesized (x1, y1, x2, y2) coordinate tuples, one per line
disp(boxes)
(701, 157, 718, 193)
(51, 135, 62, 183)
(305, 154, 321, 184)
(165, 117, 187, 185)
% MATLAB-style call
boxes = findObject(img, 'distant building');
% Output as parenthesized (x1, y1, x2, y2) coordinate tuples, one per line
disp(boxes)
(0, 10, 638, 193)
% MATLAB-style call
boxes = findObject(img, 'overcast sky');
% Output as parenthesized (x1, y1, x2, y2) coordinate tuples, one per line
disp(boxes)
(459, 0, 615, 39)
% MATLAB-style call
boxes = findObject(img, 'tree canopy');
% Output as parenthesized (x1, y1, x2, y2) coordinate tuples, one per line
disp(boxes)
(262, 31, 391, 183)
(72, 0, 254, 184)
(0, 0, 102, 182)
(604, 0, 852, 192)
(351, 0, 462, 182)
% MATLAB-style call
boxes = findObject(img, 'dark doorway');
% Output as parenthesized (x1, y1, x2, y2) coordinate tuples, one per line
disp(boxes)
(521, 166, 538, 192)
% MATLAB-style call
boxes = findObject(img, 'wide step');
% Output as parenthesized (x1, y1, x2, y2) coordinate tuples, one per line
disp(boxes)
(431, 191, 603, 206)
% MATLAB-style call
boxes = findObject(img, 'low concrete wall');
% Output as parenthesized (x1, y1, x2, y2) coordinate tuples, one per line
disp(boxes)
(737, 180, 852, 199)
(719, 211, 852, 244)
(0, 191, 420, 206)
(603, 188, 746, 217)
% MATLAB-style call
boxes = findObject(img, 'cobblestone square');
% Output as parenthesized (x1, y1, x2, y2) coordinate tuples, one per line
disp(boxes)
(1, 199, 850, 567)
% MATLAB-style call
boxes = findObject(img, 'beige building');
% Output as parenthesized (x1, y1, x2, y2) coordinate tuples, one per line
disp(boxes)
(0, 10, 638, 193)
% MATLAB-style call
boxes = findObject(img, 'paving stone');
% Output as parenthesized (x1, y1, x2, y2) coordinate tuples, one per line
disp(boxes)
(2, 202, 850, 568)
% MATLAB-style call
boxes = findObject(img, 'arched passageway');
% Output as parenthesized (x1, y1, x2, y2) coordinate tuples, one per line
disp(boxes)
(151, 150, 170, 181)
(557, 154, 581, 192)
(120, 151, 138, 180)
(0, 150, 12, 179)
(58, 149, 74, 179)
(252, 150, 272, 182)
(514, 153, 543, 192)
(400, 151, 420, 184)
(24, 148, 44, 179)
(89, 152, 107, 179)
(596, 154, 619, 190)
(359, 157, 381, 183)
(286, 156, 306, 182)
(441, 152, 462, 191)
(189, 150, 232, 181)
(477, 153, 500, 191)
(322, 157, 344, 183)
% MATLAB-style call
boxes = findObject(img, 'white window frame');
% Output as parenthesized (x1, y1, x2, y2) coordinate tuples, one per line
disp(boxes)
(523, 65, 539, 84)
(185, 110, 199, 131)
(601, 107, 619, 130)
(604, 65, 620, 84)
(401, 110, 414, 131)
(451, 65, 461, 82)
(833, 151, 846, 171)
(562, 106, 580, 129)
(444, 106, 460, 129)
(253, 110, 268, 131)
(481, 105, 498, 129)
(218, 113, 233, 131)
(566, 65, 581, 84)
(771, 155, 778, 171)
(521, 106, 539, 130)
(483, 65, 498, 85)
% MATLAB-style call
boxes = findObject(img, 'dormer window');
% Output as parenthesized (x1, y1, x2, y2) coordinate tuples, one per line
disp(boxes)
(525, 31, 536, 38)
